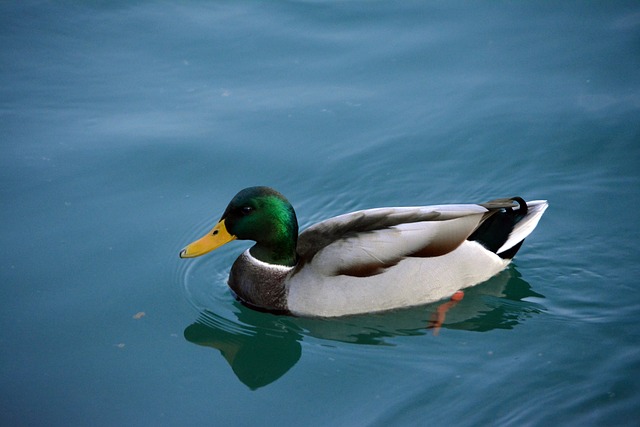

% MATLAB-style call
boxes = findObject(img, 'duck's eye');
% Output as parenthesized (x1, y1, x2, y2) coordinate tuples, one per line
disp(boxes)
(241, 206, 253, 215)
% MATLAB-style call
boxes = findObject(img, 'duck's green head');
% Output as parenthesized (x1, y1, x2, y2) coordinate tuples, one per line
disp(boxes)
(180, 186, 299, 266)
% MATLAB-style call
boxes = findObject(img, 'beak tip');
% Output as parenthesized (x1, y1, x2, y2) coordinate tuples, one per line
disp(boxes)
(179, 249, 187, 258)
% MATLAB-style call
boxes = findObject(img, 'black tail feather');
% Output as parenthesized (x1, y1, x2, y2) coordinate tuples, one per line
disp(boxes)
(468, 197, 528, 259)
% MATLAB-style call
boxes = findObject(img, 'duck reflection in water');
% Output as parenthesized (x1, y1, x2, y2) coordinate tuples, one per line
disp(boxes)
(184, 309, 303, 391)
(184, 267, 544, 389)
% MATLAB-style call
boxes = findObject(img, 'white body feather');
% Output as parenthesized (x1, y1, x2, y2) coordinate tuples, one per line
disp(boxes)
(286, 240, 509, 317)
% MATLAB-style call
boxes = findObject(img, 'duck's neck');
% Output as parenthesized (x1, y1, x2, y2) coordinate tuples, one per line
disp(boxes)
(249, 239, 297, 267)
(249, 213, 298, 267)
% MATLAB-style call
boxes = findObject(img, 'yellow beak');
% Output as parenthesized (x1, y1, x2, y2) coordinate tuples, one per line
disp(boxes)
(179, 219, 236, 258)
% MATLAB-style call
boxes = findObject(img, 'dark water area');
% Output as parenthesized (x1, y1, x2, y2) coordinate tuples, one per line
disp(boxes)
(2, 2, 639, 426)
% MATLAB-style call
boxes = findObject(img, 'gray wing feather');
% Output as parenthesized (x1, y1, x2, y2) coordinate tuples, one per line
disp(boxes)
(296, 205, 489, 270)
(296, 207, 442, 261)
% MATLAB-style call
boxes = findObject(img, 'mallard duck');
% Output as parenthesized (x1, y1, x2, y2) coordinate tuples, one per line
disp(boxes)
(180, 186, 547, 317)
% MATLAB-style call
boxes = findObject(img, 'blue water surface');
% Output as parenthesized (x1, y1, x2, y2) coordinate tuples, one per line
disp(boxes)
(2, 1, 640, 426)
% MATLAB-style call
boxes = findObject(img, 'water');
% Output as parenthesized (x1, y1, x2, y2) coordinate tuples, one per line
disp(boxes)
(2, 1, 639, 425)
